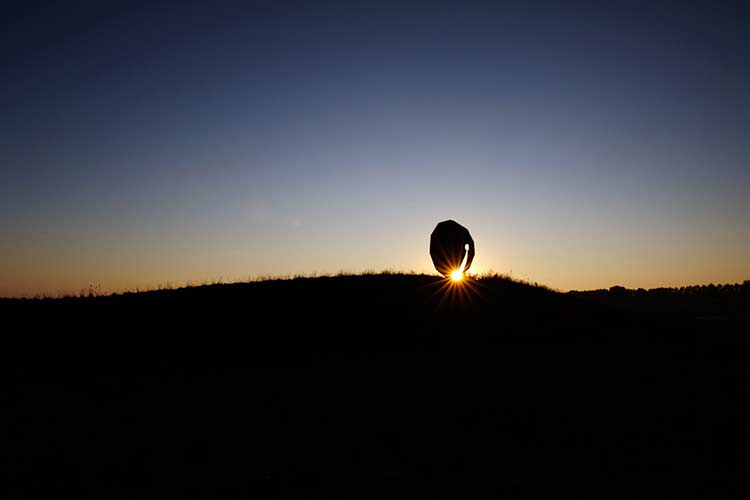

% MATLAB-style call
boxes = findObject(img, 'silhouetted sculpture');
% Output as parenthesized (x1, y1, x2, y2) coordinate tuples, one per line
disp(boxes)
(430, 220, 475, 278)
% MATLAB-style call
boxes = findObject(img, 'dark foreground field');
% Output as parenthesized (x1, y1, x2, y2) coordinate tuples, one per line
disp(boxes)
(3, 274, 750, 498)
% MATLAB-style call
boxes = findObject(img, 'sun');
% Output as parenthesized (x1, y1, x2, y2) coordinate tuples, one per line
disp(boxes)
(450, 270, 463, 282)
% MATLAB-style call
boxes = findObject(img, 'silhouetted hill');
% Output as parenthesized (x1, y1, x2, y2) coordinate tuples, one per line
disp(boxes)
(3, 274, 750, 498)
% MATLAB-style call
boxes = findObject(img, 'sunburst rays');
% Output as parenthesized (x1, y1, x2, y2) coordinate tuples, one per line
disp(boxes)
(424, 272, 486, 309)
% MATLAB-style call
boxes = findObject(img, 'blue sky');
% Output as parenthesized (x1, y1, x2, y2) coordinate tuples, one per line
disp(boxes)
(2, 1, 748, 296)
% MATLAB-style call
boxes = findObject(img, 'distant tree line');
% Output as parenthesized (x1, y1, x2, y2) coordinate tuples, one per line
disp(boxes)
(569, 280, 750, 316)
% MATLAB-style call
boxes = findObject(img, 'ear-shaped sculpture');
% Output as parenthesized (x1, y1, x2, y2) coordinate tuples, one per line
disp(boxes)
(430, 220, 475, 278)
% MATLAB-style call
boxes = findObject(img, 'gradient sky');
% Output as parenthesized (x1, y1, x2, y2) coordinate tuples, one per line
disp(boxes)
(2, 0, 749, 296)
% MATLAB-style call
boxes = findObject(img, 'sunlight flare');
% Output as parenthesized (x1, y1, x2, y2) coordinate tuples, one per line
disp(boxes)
(451, 270, 463, 282)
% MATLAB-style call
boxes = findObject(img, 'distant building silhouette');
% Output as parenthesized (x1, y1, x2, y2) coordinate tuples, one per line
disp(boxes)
(430, 220, 475, 278)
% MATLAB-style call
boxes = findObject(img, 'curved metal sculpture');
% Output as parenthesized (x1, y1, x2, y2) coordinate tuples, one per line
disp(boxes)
(430, 220, 475, 278)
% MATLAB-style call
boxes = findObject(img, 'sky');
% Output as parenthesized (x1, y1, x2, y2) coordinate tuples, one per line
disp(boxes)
(1, 0, 749, 296)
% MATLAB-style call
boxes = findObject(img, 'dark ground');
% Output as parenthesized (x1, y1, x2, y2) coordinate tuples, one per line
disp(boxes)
(3, 274, 750, 498)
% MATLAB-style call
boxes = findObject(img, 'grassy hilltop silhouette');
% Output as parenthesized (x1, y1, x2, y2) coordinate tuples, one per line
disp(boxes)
(3, 273, 750, 497)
